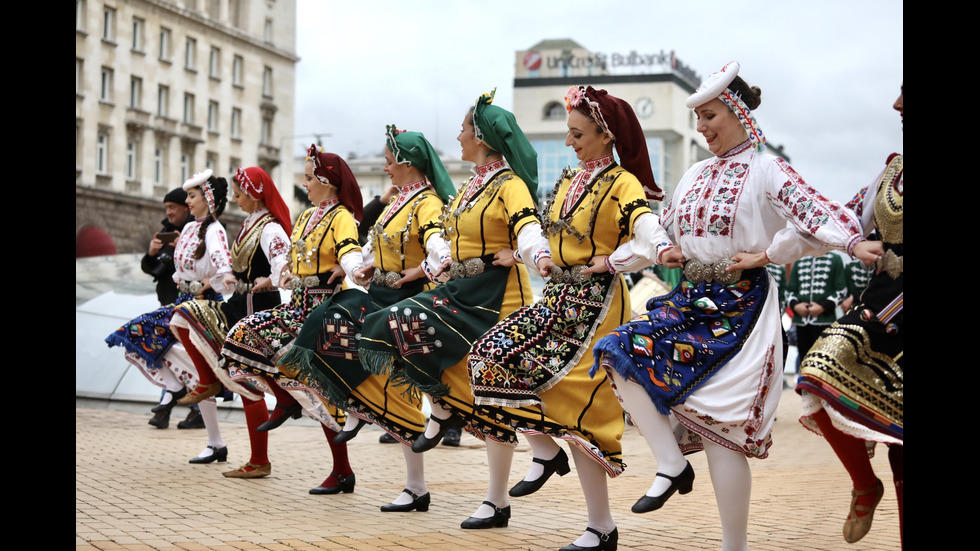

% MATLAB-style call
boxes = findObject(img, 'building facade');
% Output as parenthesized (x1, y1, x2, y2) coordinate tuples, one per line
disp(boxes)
(511, 39, 712, 207)
(76, 0, 298, 254)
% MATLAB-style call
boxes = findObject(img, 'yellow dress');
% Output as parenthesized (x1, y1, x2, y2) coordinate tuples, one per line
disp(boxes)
(220, 202, 360, 430)
(279, 185, 444, 444)
(359, 161, 539, 443)
(469, 158, 652, 475)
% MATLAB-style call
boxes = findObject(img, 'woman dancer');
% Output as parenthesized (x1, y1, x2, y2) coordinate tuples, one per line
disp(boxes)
(358, 91, 546, 527)
(468, 85, 663, 551)
(105, 170, 233, 451)
(592, 62, 870, 551)
(169, 166, 291, 465)
(217, 146, 364, 491)
(797, 86, 903, 546)
(279, 125, 455, 510)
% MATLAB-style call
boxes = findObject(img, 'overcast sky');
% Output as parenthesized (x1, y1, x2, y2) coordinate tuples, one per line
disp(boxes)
(292, 0, 903, 204)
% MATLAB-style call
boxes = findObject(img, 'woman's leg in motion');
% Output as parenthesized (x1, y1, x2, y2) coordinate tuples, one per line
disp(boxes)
(386, 444, 428, 505)
(312, 423, 354, 490)
(518, 432, 563, 482)
(811, 409, 880, 506)
(566, 445, 616, 547)
(196, 398, 225, 450)
(470, 438, 515, 518)
(609, 370, 689, 498)
(703, 440, 751, 551)
(240, 394, 270, 466)
(172, 327, 218, 387)
(423, 394, 454, 439)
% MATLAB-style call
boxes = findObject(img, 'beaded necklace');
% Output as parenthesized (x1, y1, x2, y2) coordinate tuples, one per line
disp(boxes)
(369, 182, 430, 260)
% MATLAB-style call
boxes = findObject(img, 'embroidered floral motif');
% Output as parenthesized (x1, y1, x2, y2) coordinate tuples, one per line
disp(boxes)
(675, 159, 748, 239)
(772, 159, 861, 236)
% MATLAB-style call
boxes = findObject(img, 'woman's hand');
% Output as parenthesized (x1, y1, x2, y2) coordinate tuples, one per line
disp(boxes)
(252, 276, 272, 291)
(380, 184, 398, 204)
(221, 273, 237, 289)
(395, 266, 425, 288)
(729, 251, 769, 271)
(431, 257, 452, 278)
(492, 249, 517, 268)
(659, 246, 686, 268)
(353, 265, 375, 288)
(326, 265, 346, 285)
(582, 255, 610, 275)
(278, 266, 295, 290)
(536, 256, 555, 278)
(852, 240, 885, 267)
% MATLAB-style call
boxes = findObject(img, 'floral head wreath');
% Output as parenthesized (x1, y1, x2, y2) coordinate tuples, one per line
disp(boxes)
(685, 61, 766, 152)
(182, 168, 217, 214)
(235, 166, 263, 199)
(564, 85, 615, 139)
(385, 124, 411, 166)
(306, 144, 334, 186)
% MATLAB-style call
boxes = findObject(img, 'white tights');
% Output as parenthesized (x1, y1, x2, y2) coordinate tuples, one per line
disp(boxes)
(609, 370, 750, 551)
(471, 437, 515, 519)
(389, 443, 427, 505)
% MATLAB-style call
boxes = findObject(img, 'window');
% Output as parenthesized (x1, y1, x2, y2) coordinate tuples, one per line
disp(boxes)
(262, 66, 273, 97)
(185, 37, 197, 70)
(100, 67, 113, 103)
(126, 139, 140, 180)
(207, 101, 219, 132)
(231, 107, 241, 139)
(159, 27, 171, 60)
(207, 0, 220, 19)
(129, 76, 142, 109)
(544, 102, 565, 120)
(232, 55, 243, 87)
(96, 131, 109, 174)
(157, 85, 169, 117)
(206, 151, 217, 172)
(264, 18, 273, 42)
(76, 58, 84, 95)
(180, 153, 190, 183)
(131, 17, 144, 51)
(102, 6, 115, 41)
(154, 146, 165, 185)
(261, 116, 271, 145)
(209, 46, 221, 78)
(229, 0, 242, 28)
(183, 93, 195, 124)
(228, 157, 241, 176)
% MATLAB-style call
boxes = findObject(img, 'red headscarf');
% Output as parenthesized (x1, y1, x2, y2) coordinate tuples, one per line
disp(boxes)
(306, 144, 363, 224)
(567, 86, 663, 201)
(234, 166, 292, 234)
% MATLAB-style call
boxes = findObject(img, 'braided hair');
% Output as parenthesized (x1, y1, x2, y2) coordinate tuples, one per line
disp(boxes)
(192, 175, 229, 260)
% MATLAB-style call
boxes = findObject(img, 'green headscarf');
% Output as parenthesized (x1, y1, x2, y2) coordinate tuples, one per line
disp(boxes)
(471, 89, 539, 203)
(385, 125, 455, 203)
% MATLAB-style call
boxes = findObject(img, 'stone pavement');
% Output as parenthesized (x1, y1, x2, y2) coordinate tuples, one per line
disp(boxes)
(76, 388, 901, 550)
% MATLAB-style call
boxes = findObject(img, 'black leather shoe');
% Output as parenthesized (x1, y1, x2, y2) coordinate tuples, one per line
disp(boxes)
(442, 427, 461, 447)
(412, 415, 463, 453)
(151, 388, 188, 413)
(559, 527, 618, 551)
(631, 461, 695, 513)
(189, 445, 228, 464)
(177, 409, 206, 429)
(379, 432, 398, 444)
(460, 501, 510, 529)
(148, 411, 170, 429)
(333, 419, 367, 443)
(257, 401, 302, 432)
(380, 489, 430, 512)
(309, 472, 355, 494)
(509, 448, 570, 497)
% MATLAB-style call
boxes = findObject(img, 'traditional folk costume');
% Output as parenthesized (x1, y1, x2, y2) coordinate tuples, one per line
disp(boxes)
(279, 127, 456, 446)
(592, 63, 865, 551)
(219, 150, 363, 433)
(168, 167, 291, 463)
(106, 170, 233, 411)
(797, 153, 903, 543)
(786, 252, 848, 365)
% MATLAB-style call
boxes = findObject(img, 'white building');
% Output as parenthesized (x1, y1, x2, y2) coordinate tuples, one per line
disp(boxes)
(76, 0, 298, 252)
(511, 39, 711, 207)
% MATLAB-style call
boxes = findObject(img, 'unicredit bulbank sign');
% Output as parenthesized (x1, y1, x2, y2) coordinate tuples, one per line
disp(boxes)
(523, 49, 699, 86)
